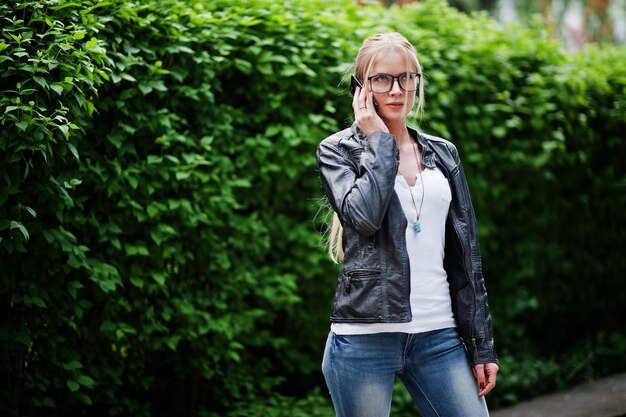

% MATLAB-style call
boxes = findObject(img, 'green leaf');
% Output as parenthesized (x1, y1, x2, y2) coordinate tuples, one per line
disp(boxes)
(41, 397, 55, 407)
(77, 374, 95, 389)
(77, 393, 92, 405)
(175, 171, 190, 180)
(85, 37, 99, 49)
(33, 76, 48, 89)
(10, 221, 29, 240)
(98, 280, 117, 293)
(16, 121, 29, 131)
(129, 276, 144, 288)
(120, 73, 136, 82)
(31, 297, 47, 308)
(137, 83, 152, 95)
(67, 142, 80, 161)
(234, 58, 253, 74)
(66, 380, 80, 392)
(50, 84, 64, 96)
(107, 134, 123, 149)
(125, 244, 149, 256)
(4, 186, 20, 195)
(23, 206, 36, 218)
(147, 155, 162, 164)
(146, 205, 159, 218)
(166, 335, 181, 351)
(99, 321, 116, 333)
(67, 281, 84, 299)
(63, 360, 83, 371)
(152, 273, 166, 286)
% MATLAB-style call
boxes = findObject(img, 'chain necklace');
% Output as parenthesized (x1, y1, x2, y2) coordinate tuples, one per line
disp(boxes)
(407, 140, 424, 234)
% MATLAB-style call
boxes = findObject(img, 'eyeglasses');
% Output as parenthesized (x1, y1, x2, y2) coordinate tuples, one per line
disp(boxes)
(367, 72, 421, 94)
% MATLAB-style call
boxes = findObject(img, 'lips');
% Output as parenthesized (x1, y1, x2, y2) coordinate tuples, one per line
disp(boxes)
(387, 102, 404, 108)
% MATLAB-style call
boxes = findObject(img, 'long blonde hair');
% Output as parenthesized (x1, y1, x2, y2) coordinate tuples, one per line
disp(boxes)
(326, 32, 425, 263)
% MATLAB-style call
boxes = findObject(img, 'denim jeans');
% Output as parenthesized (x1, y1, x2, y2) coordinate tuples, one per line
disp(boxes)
(321, 328, 490, 417)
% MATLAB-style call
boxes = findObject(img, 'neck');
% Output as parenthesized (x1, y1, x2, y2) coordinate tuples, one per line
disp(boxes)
(388, 122, 410, 146)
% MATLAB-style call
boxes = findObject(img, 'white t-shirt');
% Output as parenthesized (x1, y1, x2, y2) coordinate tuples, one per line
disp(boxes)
(331, 166, 456, 335)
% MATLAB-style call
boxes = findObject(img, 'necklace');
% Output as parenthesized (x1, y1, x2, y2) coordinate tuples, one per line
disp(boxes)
(407, 140, 424, 234)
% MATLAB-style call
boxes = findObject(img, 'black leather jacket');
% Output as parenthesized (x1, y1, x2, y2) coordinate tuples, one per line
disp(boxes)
(316, 124, 497, 366)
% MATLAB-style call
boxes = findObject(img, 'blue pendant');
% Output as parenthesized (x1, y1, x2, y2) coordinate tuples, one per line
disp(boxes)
(413, 222, 421, 233)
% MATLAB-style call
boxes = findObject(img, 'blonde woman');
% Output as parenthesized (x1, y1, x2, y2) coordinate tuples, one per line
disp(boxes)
(317, 32, 499, 417)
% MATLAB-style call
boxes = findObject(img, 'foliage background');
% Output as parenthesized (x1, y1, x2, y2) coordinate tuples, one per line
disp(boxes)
(1, 0, 624, 416)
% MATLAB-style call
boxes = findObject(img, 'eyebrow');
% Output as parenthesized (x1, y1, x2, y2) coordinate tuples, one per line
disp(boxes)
(371, 71, 420, 76)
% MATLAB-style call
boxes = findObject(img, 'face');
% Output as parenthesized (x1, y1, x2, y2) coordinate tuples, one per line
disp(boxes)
(368, 49, 418, 123)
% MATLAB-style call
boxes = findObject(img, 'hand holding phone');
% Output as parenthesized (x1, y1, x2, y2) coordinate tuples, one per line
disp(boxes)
(350, 75, 378, 111)
(350, 74, 387, 135)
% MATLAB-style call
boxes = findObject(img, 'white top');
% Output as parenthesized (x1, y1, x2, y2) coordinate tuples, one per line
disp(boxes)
(331, 166, 456, 335)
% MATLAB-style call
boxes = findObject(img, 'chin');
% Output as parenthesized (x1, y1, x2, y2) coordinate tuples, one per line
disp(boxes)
(381, 113, 406, 123)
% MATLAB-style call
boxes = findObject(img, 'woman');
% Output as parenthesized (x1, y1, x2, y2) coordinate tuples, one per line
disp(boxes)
(317, 32, 499, 417)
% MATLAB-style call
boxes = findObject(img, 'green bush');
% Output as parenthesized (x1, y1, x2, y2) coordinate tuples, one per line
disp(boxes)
(1, 0, 345, 415)
(1, 0, 624, 416)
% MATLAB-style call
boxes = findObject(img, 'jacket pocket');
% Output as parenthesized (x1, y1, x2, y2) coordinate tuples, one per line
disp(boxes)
(332, 269, 383, 321)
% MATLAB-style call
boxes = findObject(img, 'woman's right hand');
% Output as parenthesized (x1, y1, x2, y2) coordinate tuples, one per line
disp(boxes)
(352, 86, 388, 136)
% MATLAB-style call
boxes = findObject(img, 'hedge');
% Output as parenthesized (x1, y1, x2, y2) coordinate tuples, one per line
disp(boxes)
(1, 0, 624, 416)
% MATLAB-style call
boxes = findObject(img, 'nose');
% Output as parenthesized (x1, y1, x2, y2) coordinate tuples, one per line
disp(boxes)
(389, 78, 403, 95)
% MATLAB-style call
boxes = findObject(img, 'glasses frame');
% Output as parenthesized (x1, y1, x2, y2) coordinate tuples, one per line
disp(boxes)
(367, 72, 421, 94)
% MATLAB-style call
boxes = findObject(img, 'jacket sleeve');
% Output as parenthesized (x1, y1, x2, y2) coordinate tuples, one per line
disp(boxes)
(448, 143, 498, 367)
(316, 132, 399, 236)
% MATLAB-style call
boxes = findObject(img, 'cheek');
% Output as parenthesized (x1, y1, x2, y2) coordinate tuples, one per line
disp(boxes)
(404, 95, 416, 113)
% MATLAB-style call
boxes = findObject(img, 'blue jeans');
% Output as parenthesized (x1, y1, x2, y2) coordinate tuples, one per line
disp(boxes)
(322, 328, 489, 417)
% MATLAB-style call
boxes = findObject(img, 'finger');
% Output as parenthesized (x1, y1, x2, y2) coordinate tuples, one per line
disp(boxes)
(478, 364, 498, 397)
(367, 90, 377, 112)
(352, 86, 361, 111)
(478, 372, 497, 397)
(359, 85, 369, 110)
(478, 381, 495, 397)
(473, 364, 486, 389)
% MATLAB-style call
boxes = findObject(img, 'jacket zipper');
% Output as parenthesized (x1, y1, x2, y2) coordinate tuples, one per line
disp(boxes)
(345, 270, 375, 294)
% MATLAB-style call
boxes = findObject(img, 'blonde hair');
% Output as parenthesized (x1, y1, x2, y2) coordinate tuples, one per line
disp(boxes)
(327, 32, 425, 263)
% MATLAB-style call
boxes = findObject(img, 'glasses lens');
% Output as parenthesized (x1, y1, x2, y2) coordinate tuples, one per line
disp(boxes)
(399, 73, 419, 92)
(370, 75, 392, 93)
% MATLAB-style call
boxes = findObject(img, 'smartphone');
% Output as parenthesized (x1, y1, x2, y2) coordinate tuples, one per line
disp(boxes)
(350, 74, 377, 110)
(350, 74, 363, 96)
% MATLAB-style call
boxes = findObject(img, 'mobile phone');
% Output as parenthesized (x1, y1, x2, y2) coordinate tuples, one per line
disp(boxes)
(350, 74, 363, 96)
(350, 74, 378, 110)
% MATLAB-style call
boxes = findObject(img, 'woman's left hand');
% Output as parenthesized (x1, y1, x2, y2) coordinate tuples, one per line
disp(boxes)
(472, 362, 499, 397)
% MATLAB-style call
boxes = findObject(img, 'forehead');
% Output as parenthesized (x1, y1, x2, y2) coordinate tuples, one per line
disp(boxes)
(371, 49, 417, 74)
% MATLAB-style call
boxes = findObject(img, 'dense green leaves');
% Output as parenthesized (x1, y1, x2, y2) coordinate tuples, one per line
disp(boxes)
(0, 0, 346, 415)
(1, 0, 625, 416)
